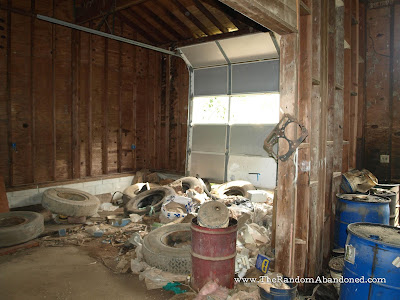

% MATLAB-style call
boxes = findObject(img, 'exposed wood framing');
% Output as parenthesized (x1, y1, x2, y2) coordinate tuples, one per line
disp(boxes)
(172, 0, 213, 36)
(275, 32, 299, 277)
(217, 0, 298, 34)
(0, 1, 188, 189)
(193, 0, 228, 33)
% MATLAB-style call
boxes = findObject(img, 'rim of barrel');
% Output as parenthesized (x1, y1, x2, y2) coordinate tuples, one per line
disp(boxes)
(347, 222, 400, 248)
(336, 193, 391, 203)
(370, 188, 396, 197)
(191, 217, 237, 231)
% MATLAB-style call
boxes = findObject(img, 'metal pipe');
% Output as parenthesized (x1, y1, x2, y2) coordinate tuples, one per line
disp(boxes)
(36, 14, 180, 57)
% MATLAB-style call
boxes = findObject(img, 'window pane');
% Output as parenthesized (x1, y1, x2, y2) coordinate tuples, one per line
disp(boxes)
(230, 94, 280, 124)
(192, 96, 229, 124)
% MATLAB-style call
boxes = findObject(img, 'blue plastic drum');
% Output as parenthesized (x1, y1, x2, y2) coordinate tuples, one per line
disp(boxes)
(334, 194, 390, 250)
(340, 223, 400, 299)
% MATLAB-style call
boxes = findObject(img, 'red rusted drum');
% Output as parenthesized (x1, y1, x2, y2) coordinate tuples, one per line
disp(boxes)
(191, 217, 237, 291)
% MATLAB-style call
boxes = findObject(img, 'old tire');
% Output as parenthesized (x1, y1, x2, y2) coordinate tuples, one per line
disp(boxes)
(125, 186, 176, 215)
(217, 181, 256, 199)
(0, 211, 44, 247)
(42, 188, 100, 217)
(170, 177, 204, 193)
(119, 183, 160, 207)
(142, 223, 191, 274)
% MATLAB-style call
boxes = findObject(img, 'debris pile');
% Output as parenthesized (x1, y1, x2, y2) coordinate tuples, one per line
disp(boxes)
(6, 170, 275, 299)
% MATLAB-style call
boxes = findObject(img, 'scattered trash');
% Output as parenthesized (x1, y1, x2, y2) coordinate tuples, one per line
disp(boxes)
(194, 281, 229, 300)
(230, 290, 260, 300)
(341, 169, 378, 193)
(85, 226, 104, 237)
(258, 272, 292, 293)
(161, 195, 194, 222)
(255, 254, 272, 274)
(139, 267, 187, 290)
(99, 202, 120, 212)
(131, 259, 149, 274)
(163, 282, 186, 294)
(198, 201, 229, 228)
(247, 190, 270, 203)
(67, 216, 87, 224)
(128, 232, 142, 247)
(129, 213, 143, 223)
(58, 228, 66, 237)
(110, 218, 131, 227)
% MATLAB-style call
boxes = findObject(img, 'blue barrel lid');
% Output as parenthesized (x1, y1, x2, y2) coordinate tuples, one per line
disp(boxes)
(347, 223, 400, 247)
(337, 194, 391, 203)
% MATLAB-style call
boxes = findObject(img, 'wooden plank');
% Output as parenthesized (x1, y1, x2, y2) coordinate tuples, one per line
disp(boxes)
(172, 0, 213, 36)
(115, 12, 158, 45)
(323, 0, 336, 268)
(275, 33, 298, 278)
(193, 0, 228, 33)
(30, 0, 35, 183)
(139, 4, 184, 40)
(102, 38, 109, 175)
(307, 0, 321, 279)
(71, 30, 80, 179)
(0, 176, 9, 212)
(75, 0, 151, 24)
(217, 0, 298, 34)
(364, 6, 391, 180)
(10, 11, 33, 185)
(125, 8, 170, 43)
(155, 0, 194, 39)
(349, 0, 359, 169)
(294, 6, 312, 279)
(32, 0, 54, 183)
(54, 1, 73, 181)
(300, 1, 311, 16)
(0, 4, 10, 187)
(391, 5, 400, 180)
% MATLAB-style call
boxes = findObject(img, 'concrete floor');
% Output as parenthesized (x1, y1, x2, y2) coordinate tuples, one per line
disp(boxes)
(0, 246, 175, 300)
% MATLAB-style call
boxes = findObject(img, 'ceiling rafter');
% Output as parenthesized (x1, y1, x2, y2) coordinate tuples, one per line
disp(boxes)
(76, 0, 152, 24)
(139, 4, 184, 41)
(171, 0, 213, 36)
(192, 0, 229, 33)
(170, 26, 257, 48)
(201, 0, 245, 30)
(155, 0, 194, 38)
(125, 8, 170, 44)
(115, 11, 159, 45)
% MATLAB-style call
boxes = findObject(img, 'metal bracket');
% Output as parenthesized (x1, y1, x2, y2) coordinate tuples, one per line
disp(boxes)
(263, 114, 308, 162)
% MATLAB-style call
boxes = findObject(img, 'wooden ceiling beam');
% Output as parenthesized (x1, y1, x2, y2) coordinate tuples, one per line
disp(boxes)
(168, 26, 257, 48)
(139, 4, 184, 40)
(172, 0, 213, 36)
(217, 0, 297, 34)
(125, 8, 170, 44)
(201, 0, 252, 31)
(193, 0, 229, 33)
(76, 0, 151, 24)
(156, 0, 194, 38)
(115, 11, 159, 44)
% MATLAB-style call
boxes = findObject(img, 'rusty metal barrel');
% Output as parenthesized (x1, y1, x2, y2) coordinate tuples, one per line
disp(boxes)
(190, 217, 237, 291)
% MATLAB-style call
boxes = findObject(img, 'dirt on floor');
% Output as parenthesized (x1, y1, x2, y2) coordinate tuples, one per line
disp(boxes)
(0, 246, 176, 300)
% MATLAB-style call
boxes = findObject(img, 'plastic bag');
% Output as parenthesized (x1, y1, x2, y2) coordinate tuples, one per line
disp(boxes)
(139, 267, 187, 290)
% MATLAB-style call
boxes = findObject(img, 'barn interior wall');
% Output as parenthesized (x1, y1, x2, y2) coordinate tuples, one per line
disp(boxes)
(363, 1, 400, 183)
(0, 0, 189, 190)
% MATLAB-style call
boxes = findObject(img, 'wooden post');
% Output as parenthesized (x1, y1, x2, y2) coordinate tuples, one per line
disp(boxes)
(295, 0, 312, 280)
(275, 32, 299, 277)
(0, 176, 9, 213)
